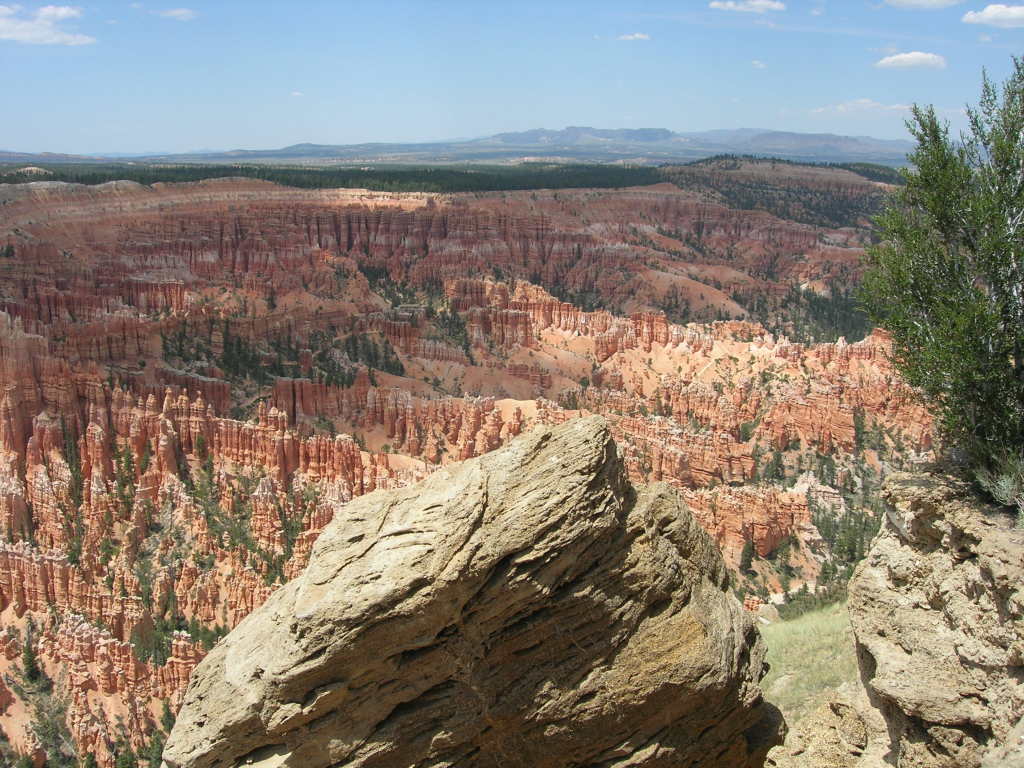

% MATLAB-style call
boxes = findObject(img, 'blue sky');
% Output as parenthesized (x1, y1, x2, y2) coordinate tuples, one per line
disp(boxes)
(1, 0, 1021, 154)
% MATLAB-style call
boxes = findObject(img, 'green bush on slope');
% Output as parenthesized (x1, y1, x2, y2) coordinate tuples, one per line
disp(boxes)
(861, 58, 1024, 514)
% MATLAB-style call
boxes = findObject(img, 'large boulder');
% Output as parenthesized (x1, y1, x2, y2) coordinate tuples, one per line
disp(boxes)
(163, 416, 781, 767)
(849, 472, 1024, 768)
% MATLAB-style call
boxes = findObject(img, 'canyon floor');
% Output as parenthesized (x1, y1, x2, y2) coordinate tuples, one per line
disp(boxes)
(0, 161, 932, 765)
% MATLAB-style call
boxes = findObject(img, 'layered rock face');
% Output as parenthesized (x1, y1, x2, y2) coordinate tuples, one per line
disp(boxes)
(769, 472, 1024, 768)
(164, 417, 782, 768)
(848, 473, 1024, 768)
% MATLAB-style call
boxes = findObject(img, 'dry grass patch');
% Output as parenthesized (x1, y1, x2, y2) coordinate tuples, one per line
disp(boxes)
(760, 601, 859, 725)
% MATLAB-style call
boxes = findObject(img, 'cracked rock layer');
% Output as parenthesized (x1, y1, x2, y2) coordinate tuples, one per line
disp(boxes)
(163, 416, 780, 768)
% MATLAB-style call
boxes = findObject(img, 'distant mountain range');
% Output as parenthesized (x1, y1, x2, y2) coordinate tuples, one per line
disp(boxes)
(0, 126, 914, 167)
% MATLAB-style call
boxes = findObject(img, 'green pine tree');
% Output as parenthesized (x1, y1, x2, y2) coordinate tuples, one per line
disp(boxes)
(114, 745, 138, 768)
(862, 57, 1024, 482)
(145, 731, 165, 767)
(22, 628, 40, 683)
(739, 536, 755, 573)
(160, 699, 175, 734)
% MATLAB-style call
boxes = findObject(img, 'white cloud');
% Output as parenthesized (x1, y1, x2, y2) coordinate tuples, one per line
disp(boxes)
(812, 98, 910, 115)
(617, 32, 650, 40)
(979, 32, 993, 40)
(156, 7, 196, 21)
(752, 59, 767, 68)
(963, 4, 1024, 27)
(0, 4, 95, 45)
(875, 51, 947, 68)
(884, 0, 962, 7)
(290, 90, 304, 97)
(709, 0, 786, 12)
(38, 5, 81, 21)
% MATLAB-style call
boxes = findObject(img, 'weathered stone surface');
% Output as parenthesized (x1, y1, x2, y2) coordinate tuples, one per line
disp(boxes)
(766, 683, 890, 768)
(848, 473, 1024, 768)
(981, 715, 1024, 767)
(164, 417, 782, 768)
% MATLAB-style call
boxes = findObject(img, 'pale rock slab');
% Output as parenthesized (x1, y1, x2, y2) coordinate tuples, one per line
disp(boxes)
(163, 416, 781, 768)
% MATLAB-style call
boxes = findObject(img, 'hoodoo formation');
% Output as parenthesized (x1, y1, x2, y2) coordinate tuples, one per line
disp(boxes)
(6, 1, 1024, 763)
(0, 166, 927, 764)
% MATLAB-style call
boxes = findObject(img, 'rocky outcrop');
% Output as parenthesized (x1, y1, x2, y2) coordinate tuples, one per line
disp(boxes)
(163, 417, 782, 768)
(772, 473, 1024, 768)
(846, 472, 1024, 768)
(766, 683, 890, 768)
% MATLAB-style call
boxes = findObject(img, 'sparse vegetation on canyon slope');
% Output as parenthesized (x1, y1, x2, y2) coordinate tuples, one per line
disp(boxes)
(0, 158, 924, 765)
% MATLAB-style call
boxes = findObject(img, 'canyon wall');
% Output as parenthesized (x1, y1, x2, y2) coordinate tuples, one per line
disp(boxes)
(0, 176, 925, 765)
